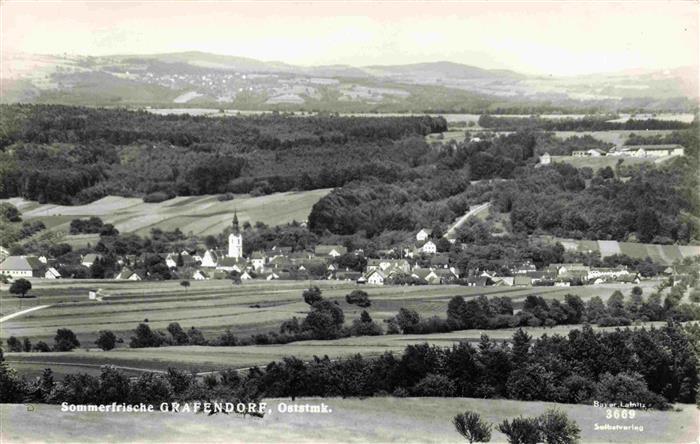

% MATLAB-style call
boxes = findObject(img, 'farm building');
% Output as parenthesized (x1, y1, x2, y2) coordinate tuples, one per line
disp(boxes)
(513, 275, 533, 286)
(571, 149, 604, 157)
(0, 256, 45, 278)
(609, 144, 684, 158)
(250, 251, 266, 270)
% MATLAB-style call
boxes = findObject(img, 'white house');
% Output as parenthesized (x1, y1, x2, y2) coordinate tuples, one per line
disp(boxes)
(0, 256, 44, 278)
(115, 268, 142, 281)
(416, 228, 432, 242)
(201, 250, 222, 268)
(420, 240, 437, 255)
(250, 251, 266, 270)
(240, 270, 253, 281)
(366, 269, 386, 285)
(192, 270, 208, 280)
(44, 267, 61, 279)
(539, 153, 551, 165)
(81, 254, 103, 268)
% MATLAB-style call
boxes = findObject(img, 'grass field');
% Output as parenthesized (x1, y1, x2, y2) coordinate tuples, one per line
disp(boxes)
(0, 279, 657, 346)
(4, 320, 671, 378)
(542, 237, 700, 264)
(2, 278, 662, 378)
(553, 130, 678, 146)
(2, 397, 697, 443)
(2, 189, 331, 243)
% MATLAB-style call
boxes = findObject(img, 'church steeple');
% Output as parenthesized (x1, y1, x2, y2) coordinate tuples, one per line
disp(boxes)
(232, 211, 240, 234)
(228, 210, 243, 259)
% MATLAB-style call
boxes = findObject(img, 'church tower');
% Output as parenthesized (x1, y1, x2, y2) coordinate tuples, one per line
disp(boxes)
(228, 211, 243, 259)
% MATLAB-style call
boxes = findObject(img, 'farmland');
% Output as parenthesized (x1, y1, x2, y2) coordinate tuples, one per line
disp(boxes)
(4, 320, 671, 379)
(538, 237, 700, 265)
(2, 278, 663, 378)
(2, 396, 697, 443)
(0, 279, 658, 344)
(2, 189, 330, 245)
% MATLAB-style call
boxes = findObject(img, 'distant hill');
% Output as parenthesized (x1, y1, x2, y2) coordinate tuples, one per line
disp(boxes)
(1, 51, 696, 112)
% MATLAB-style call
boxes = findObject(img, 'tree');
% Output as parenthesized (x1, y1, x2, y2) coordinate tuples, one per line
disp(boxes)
(6, 337, 22, 352)
(130, 323, 164, 348)
(54, 328, 80, 351)
(303, 286, 323, 305)
(9, 278, 31, 297)
(166, 322, 189, 345)
(22, 338, 32, 352)
(453, 411, 492, 443)
(180, 280, 190, 293)
(537, 408, 581, 444)
(95, 330, 117, 351)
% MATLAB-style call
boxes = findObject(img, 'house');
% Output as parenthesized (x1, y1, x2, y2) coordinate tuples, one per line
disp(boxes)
(416, 228, 432, 242)
(464, 276, 491, 287)
(430, 255, 450, 269)
(434, 268, 459, 283)
(539, 153, 551, 165)
(610, 144, 685, 158)
(0, 246, 9, 262)
(0, 256, 45, 278)
(240, 270, 253, 281)
(420, 240, 437, 255)
(260, 271, 279, 281)
(216, 257, 248, 273)
(513, 275, 532, 286)
(587, 267, 630, 281)
(492, 276, 514, 286)
(201, 250, 224, 268)
(411, 268, 440, 284)
(366, 269, 386, 285)
(512, 261, 537, 274)
(192, 270, 209, 281)
(115, 268, 142, 281)
(335, 271, 362, 282)
(572, 149, 604, 157)
(250, 251, 266, 270)
(44, 267, 61, 279)
(314, 245, 347, 258)
(366, 259, 411, 274)
(81, 254, 103, 268)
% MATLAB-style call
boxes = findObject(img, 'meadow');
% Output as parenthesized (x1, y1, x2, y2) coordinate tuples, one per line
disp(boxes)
(2, 396, 697, 443)
(0, 279, 655, 344)
(2, 189, 331, 245)
(550, 155, 663, 171)
(2, 278, 661, 378)
(539, 236, 699, 264)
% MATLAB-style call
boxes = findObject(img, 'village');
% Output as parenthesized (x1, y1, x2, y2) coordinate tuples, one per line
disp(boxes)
(1, 210, 664, 293)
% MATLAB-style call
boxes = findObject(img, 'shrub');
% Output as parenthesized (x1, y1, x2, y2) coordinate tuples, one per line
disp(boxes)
(95, 330, 117, 351)
(129, 323, 164, 348)
(217, 193, 235, 201)
(345, 290, 371, 307)
(596, 316, 632, 327)
(453, 411, 492, 443)
(32, 341, 51, 352)
(54, 328, 80, 351)
(497, 417, 541, 444)
(594, 371, 667, 409)
(537, 408, 580, 444)
(6, 337, 22, 352)
(302, 286, 323, 305)
(413, 373, 455, 396)
(142, 191, 172, 203)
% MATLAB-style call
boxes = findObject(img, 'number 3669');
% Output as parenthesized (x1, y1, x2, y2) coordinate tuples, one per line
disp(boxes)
(606, 409, 636, 419)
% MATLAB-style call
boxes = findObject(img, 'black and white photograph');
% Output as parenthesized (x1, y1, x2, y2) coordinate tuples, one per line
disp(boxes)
(0, 1, 699, 442)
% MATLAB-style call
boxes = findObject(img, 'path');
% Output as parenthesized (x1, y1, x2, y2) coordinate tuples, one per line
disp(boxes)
(444, 202, 491, 240)
(0, 305, 52, 324)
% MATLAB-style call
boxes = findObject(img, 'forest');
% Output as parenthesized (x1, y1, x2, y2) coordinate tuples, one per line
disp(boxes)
(0, 104, 446, 203)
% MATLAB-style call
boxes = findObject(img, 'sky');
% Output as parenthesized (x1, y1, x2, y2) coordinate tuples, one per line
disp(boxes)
(1, 1, 698, 76)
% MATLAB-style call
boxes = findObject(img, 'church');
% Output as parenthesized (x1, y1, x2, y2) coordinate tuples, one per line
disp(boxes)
(228, 212, 243, 259)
